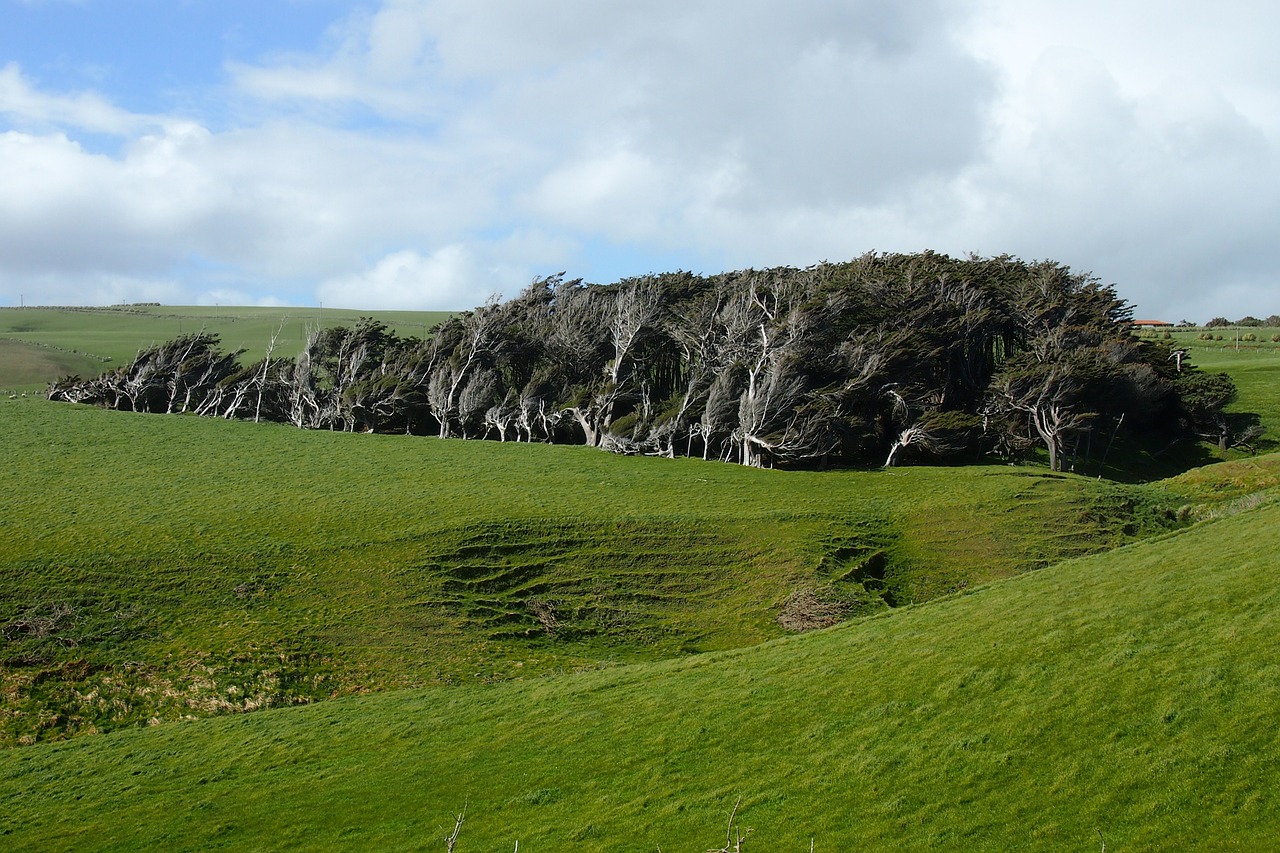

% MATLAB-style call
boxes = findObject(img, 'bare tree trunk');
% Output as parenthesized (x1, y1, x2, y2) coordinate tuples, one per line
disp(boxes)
(254, 320, 285, 423)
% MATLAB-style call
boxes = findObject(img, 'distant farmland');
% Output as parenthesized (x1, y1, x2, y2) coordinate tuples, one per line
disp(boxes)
(0, 305, 452, 388)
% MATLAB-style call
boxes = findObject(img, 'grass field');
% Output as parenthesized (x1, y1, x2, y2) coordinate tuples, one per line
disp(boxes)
(1190, 347, 1280, 446)
(0, 340, 106, 389)
(0, 305, 451, 389)
(0, 312, 1277, 849)
(1, 469, 1276, 850)
(0, 395, 1183, 745)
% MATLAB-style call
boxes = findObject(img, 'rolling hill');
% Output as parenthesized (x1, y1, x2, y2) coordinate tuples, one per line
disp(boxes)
(0, 309, 1276, 850)
(1, 459, 1276, 850)
(0, 394, 1182, 746)
(0, 305, 450, 389)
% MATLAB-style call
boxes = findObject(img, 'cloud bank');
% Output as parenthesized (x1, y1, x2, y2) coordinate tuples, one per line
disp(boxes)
(1, 0, 1277, 321)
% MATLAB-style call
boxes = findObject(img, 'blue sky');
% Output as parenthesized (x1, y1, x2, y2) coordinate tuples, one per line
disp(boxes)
(1, 2, 342, 118)
(1, 0, 1278, 321)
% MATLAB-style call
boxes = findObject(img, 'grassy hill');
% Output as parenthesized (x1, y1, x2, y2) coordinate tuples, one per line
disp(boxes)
(0, 313, 1276, 849)
(1, 464, 1276, 850)
(1192, 347, 1280, 447)
(0, 305, 451, 390)
(0, 395, 1181, 745)
(0, 339, 106, 388)
(1136, 327, 1280, 445)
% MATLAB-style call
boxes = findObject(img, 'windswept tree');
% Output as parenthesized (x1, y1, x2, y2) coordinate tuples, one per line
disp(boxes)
(1176, 370, 1241, 451)
(49, 252, 1251, 472)
(49, 332, 243, 415)
(427, 299, 506, 438)
(984, 263, 1136, 471)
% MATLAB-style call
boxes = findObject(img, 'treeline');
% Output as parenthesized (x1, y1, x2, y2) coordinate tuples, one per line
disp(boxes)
(1204, 315, 1280, 328)
(48, 252, 1247, 470)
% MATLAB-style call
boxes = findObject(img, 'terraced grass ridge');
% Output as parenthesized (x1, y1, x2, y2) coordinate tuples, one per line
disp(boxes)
(2, 456, 1277, 850)
(0, 395, 1181, 744)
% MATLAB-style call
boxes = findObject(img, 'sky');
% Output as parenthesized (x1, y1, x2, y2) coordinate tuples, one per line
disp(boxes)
(1, 1, 1277, 322)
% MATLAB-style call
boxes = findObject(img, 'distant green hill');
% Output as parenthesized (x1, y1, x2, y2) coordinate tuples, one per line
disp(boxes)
(1192, 347, 1280, 446)
(0, 305, 450, 388)
(0, 339, 106, 388)
(2, 458, 1276, 850)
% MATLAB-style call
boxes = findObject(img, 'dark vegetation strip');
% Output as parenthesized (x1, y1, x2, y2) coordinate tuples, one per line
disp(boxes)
(47, 252, 1256, 472)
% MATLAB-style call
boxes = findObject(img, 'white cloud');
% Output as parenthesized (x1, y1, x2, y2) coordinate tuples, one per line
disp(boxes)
(0, 268, 184, 308)
(0, 62, 157, 135)
(318, 246, 509, 310)
(195, 289, 289, 308)
(2, 1, 1279, 321)
(0, 115, 511, 298)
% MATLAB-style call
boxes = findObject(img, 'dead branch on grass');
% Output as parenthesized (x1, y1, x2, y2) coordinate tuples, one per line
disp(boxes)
(444, 804, 466, 853)
(707, 796, 753, 852)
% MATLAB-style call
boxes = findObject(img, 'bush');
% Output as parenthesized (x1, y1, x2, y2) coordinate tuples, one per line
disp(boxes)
(1242, 333, 1257, 342)
(1215, 334, 1224, 341)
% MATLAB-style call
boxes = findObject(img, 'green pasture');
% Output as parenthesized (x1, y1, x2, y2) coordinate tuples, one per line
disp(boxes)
(0, 309, 1277, 849)
(0, 305, 450, 389)
(2, 476, 1277, 851)
(0, 340, 105, 389)
(0, 395, 1181, 745)
(1122, 329, 1280, 459)
(1188, 346, 1280, 446)
(1132, 327, 1280, 351)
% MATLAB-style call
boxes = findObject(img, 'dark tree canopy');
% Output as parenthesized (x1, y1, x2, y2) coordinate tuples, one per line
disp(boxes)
(49, 253, 1244, 471)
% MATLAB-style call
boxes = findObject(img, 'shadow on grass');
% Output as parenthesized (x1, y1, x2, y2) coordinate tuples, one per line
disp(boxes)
(1087, 435, 1231, 484)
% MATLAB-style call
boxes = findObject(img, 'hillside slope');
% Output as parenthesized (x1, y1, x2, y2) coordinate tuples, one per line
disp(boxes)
(1, 396, 1178, 744)
(2, 482, 1276, 850)
(0, 305, 450, 388)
